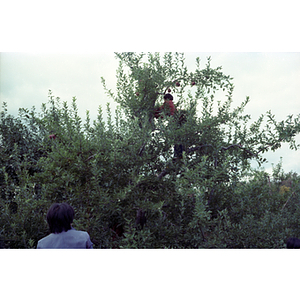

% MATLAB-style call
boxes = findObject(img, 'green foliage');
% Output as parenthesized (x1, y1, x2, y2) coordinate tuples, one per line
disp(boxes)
(1, 52, 300, 248)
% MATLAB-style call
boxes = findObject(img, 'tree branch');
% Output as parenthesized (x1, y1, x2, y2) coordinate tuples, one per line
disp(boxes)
(220, 144, 256, 157)
(186, 144, 213, 154)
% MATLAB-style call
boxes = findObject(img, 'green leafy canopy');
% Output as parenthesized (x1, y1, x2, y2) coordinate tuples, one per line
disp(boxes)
(1, 52, 300, 248)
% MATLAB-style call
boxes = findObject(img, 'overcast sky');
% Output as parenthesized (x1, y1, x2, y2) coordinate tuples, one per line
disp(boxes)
(1, 1, 300, 177)
(1, 52, 299, 174)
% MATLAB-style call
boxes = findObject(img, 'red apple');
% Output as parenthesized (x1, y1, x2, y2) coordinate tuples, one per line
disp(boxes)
(175, 81, 180, 87)
(136, 92, 140, 96)
(168, 88, 171, 93)
(191, 81, 196, 86)
(49, 134, 56, 140)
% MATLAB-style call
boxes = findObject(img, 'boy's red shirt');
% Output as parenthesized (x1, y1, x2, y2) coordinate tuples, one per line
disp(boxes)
(154, 100, 176, 118)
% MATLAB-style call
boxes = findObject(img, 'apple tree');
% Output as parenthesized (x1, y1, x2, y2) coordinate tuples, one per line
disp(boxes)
(99, 52, 300, 248)
(1, 52, 300, 248)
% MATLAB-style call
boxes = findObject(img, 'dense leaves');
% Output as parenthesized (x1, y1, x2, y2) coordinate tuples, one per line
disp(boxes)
(1, 52, 300, 248)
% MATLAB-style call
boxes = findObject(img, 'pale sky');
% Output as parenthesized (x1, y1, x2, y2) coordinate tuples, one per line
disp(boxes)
(1, 52, 300, 174)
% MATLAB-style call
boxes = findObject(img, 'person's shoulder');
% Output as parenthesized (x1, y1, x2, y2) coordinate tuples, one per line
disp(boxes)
(69, 228, 90, 238)
(76, 229, 89, 236)
(37, 233, 54, 248)
(70, 229, 93, 248)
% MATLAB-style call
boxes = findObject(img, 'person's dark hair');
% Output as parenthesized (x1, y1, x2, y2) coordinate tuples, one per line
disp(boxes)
(286, 237, 300, 249)
(46, 203, 75, 233)
(164, 93, 173, 101)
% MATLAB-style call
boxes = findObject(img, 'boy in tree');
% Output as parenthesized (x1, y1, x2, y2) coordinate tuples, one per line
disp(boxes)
(154, 93, 176, 118)
(154, 93, 184, 159)
(154, 94, 186, 178)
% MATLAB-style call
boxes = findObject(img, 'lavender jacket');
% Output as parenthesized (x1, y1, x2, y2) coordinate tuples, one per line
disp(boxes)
(37, 228, 93, 249)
